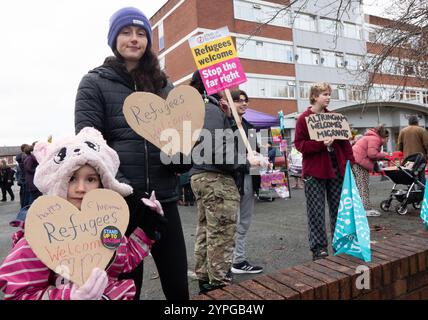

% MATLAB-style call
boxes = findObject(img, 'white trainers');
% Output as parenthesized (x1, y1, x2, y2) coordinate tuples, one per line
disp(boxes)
(366, 209, 381, 217)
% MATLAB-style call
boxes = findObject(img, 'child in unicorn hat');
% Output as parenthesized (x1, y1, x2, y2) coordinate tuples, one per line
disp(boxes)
(0, 127, 164, 300)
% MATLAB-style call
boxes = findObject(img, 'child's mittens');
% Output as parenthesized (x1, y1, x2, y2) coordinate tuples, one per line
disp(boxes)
(70, 268, 108, 300)
(141, 191, 164, 216)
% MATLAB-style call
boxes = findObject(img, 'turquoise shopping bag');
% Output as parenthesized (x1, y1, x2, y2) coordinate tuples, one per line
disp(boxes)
(333, 161, 371, 262)
(420, 182, 428, 229)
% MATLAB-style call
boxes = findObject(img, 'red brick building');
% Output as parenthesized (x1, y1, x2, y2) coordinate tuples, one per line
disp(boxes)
(149, 1, 428, 151)
(150, 0, 297, 116)
(365, 14, 428, 104)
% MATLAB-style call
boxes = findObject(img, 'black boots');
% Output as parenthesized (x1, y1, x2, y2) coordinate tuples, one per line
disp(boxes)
(198, 280, 225, 295)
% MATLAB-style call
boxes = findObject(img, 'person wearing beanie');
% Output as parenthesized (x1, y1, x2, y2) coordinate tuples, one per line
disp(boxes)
(0, 127, 165, 300)
(107, 7, 152, 51)
(75, 7, 190, 300)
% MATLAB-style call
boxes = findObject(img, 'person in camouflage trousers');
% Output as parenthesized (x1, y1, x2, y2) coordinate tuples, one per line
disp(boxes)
(189, 72, 251, 294)
(191, 172, 240, 289)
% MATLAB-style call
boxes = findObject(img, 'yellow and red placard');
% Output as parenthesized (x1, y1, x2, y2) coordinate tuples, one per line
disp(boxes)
(188, 26, 247, 95)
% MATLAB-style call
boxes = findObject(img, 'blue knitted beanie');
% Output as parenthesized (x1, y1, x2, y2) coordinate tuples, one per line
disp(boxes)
(107, 7, 152, 51)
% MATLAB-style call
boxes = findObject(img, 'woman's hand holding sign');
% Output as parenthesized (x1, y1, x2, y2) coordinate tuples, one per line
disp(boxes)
(323, 138, 334, 147)
(323, 137, 334, 152)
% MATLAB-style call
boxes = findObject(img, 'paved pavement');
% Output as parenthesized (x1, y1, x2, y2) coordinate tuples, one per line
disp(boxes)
(0, 176, 425, 300)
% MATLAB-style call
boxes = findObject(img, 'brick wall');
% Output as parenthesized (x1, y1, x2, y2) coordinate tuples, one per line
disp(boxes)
(193, 232, 428, 300)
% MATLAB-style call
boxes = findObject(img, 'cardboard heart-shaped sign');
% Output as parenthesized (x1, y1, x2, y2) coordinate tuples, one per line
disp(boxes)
(123, 85, 205, 156)
(25, 189, 129, 287)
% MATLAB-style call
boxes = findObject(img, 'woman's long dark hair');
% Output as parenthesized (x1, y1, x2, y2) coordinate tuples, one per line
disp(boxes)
(113, 48, 167, 94)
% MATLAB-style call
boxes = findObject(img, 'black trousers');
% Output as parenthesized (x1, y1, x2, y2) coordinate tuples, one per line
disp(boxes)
(1, 184, 14, 200)
(303, 155, 343, 253)
(119, 201, 189, 300)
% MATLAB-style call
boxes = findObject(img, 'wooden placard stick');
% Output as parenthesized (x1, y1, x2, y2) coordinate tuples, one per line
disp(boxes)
(224, 88, 255, 158)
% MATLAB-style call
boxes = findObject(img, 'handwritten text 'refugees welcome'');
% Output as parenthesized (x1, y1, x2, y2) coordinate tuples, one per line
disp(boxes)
(38, 202, 121, 244)
(130, 94, 185, 125)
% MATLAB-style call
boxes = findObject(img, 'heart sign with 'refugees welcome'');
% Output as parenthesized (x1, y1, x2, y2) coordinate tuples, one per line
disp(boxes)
(25, 189, 129, 287)
(123, 85, 205, 156)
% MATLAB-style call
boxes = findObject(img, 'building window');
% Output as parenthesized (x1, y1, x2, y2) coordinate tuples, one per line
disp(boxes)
(368, 29, 377, 43)
(392, 88, 428, 104)
(158, 21, 164, 51)
(335, 53, 346, 68)
(294, 12, 317, 32)
(319, 18, 341, 36)
(417, 63, 428, 78)
(343, 22, 361, 40)
(330, 84, 346, 101)
(367, 26, 390, 44)
(321, 50, 336, 68)
(396, 89, 425, 103)
(402, 90, 419, 102)
(233, 0, 290, 27)
(408, 35, 420, 49)
(299, 82, 312, 99)
(369, 86, 398, 101)
(346, 54, 362, 71)
(404, 64, 415, 76)
(380, 58, 396, 74)
(296, 47, 320, 65)
(423, 92, 428, 105)
(368, 87, 383, 100)
(348, 85, 367, 101)
(241, 77, 296, 99)
(236, 38, 293, 63)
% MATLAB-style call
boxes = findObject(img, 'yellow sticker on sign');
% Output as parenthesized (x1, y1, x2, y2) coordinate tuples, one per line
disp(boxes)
(191, 36, 237, 69)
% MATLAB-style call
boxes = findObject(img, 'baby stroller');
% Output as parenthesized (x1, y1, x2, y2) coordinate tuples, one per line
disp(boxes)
(380, 152, 426, 215)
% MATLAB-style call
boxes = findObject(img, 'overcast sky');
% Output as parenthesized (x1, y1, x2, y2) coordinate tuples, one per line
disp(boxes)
(1, 0, 387, 147)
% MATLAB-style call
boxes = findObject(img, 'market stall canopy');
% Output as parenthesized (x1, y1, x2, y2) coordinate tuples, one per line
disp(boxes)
(243, 108, 280, 129)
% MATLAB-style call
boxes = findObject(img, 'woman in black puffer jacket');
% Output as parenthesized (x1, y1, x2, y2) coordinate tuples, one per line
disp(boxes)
(74, 7, 189, 300)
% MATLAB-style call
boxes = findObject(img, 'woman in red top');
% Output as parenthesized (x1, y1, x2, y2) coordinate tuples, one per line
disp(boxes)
(294, 82, 354, 261)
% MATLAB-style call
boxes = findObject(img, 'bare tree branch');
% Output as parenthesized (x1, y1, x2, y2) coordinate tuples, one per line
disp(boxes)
(237, 0, 301, 51)
(359, 0, 428, 115)
(236, 0, 428, 117)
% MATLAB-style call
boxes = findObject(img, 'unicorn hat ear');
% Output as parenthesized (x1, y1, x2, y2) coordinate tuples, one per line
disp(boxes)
(78, 127, 104, 142)
(33, 141, 50, 164)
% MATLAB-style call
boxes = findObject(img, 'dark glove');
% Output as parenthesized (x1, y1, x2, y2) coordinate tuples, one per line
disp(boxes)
(133, 192, 168, 242)
(373, 161, 381, 173)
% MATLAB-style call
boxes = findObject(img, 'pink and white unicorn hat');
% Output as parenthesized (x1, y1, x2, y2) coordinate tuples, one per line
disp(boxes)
(33, 127, 133, 198)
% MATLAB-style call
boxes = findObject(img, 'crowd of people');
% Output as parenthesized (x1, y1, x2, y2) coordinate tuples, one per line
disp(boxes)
(1, 143, 43, 207)
(0, 6, 427, 301)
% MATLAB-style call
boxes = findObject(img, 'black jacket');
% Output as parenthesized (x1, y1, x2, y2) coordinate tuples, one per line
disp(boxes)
(0, 167, 15, 186)
(75, 58, 188, 202)
(189, 95, 246, 177)
(15, 153, 26, 185)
